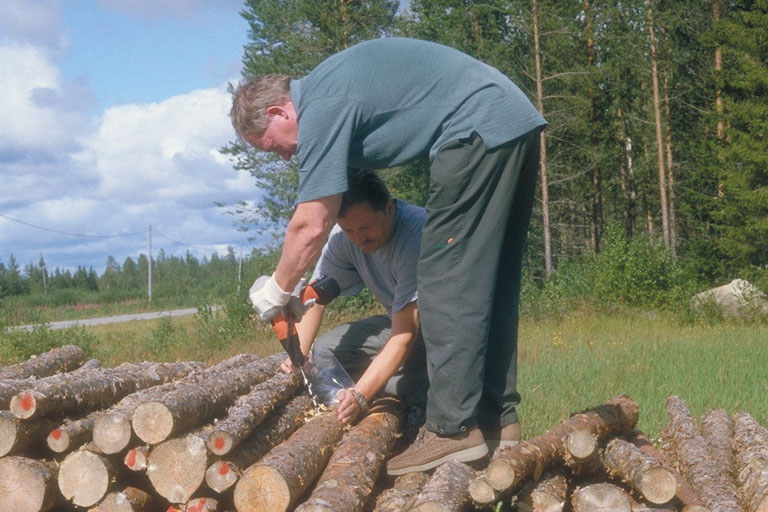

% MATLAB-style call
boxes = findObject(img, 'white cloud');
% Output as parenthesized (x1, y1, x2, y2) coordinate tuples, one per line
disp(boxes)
(0, 0, 66, 53)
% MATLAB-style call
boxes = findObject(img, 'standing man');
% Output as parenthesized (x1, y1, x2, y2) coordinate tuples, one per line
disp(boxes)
(232, 37, 547, 475)
(283, 170, 428, 425)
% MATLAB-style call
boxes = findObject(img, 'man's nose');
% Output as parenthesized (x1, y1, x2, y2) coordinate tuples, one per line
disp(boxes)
(279, 152, 291, 161)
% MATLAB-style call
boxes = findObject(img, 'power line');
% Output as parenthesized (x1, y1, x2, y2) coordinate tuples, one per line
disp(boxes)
(0, 212, 145, 238)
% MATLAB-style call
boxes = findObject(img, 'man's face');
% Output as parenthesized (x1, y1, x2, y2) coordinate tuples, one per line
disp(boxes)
(245, 103, 298, 161)
(337, 201, 395, 254)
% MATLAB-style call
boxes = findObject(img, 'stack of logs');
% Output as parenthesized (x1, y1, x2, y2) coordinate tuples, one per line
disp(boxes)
(0, 346, 766, 512)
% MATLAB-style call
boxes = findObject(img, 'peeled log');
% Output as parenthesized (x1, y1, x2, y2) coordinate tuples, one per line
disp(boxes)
(732, 411, 768, 512)
(661, 395, 740, 512)
(206, 393, 313, 493)
(374, 472, 428, 512)
(233, 408, 346, 512)
(410, 459, 474, 512)
(11, 360, 202, 420)
(0, 456, 59, 512)
(483, 396, 639, 495)
(571, 482, 632, 512)
(517, 472, 568, 512)
(90, 487, 154, 512)
(0, 344, 86, 380)
(601, 437, 676, 505)
(132, 353, 283, 444)
(296, 397, 404, 512)
(700, 408, 736, 480)
(207, 371, 300, 455)
(58, 448, 118, 507)
(624, 430, 707, 512)
(146, 428, 212, 504)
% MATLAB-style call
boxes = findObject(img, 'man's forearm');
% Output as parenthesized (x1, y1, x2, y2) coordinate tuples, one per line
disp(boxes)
(296, 304, 325, 356)
(273, 195, 341, 291)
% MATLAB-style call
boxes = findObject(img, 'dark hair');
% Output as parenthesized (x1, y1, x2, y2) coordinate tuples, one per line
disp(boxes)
(339, 171, 391, 218)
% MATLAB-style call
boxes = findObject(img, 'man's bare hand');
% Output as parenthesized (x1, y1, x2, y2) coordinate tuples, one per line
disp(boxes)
(280, 357, 298, 374)
(336, 387, 369, 424)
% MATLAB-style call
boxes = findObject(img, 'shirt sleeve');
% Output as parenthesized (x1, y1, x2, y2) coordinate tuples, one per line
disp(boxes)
(313, 225, 365, 297)
(296, 98, 363, 203)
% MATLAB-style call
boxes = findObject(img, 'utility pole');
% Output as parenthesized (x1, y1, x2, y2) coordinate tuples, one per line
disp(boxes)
(148, 225, 153, 302)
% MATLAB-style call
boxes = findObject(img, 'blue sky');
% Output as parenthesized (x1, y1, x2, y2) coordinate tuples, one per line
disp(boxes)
(0, 0, 261, 274)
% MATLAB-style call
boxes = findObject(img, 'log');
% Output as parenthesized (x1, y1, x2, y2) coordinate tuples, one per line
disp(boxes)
(123, 445, 151, 471)
(467, 472, 499, 507)
(233, 408, 346, 512)
(410, 459, 474, 512)
(483, 395, 639, 495)
(146, 428, 212, 504)
(132, 353, 283, 444)
(207, 371, 301, 455)
(295, 397, 404, 512)
(601, 437, 677, 505)
(700, 408, 736, 480)
(624, 430, 707, 512)
(0, 410, 60, 456)
(184, 497, 220, 512)
(571, 482, 632, 512)
(0, 455, 59, 512)
(0, 357, 101, 409)
(732, 411, 768, 512)
(58, 447, 120, 507)
(373, 472, 428, 512)
(48, 411, 101, 453)
(517, 472, 568, 512)
(660, 395, 740, 512)
(205, 393, 313, 493)
(90, 486, 154, 512)
(0, 344, 86, 380)
(11, 360, 202, 419)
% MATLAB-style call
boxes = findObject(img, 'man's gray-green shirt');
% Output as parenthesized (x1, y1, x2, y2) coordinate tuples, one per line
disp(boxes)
(311, 200, 424, 317)
(291, 37, 547, 203)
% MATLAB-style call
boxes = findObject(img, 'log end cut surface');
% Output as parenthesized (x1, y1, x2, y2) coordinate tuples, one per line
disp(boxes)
(47, 427, 70, 453)
(131, 401, 174, 444)
(572, 483, 631, 512)
(638, 467, 678, 504)
(0, 456, 57, 512)
(146, 435, 208, 504)
(206, 460, 240, 493)
(234, 465, 292, 512)
(93, 413, 134, 454)
(10, 391, 38, 419)
(0, 412, 20, 455)
(58, 450, 111, 507)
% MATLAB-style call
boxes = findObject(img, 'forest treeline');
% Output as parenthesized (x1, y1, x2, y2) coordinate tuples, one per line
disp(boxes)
(2, 0, 766, 309)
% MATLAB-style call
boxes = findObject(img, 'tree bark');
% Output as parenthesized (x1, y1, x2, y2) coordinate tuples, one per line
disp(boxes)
(0, 456, 59, 512)
(233, 408, 346, 512)
(58, 448, 118, 507)
(207, 371, 300, 455)
(701, 408, 736, 481)
(571, 482, 632, 512)
(410, 459, 474, 512)
(0, 344, 86, 380)
(0, 357, 101, 409)
(660, 395, 740, 511)
(295, 397, 403, 512)
(146, 427, 213, 504)
(516, 471, 568, 512)
(205, 393, 313, 494)
(646, 0, 670, 248)
(601, 437, 676, 505)
(732, 411, 768, 512)
(482, 396, 638, 495)
(132, 353, 283, 444)
(374, 472, 428, 512)
(624, 430, 707, 512)
(89, 486, 154, 512)
(48, 411, 101, 453)
(584, 0, 604, 253)
(11, 361, 202, 420)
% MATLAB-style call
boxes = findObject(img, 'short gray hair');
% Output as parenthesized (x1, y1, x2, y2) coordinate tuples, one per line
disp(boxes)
(230, 74, 292, 141)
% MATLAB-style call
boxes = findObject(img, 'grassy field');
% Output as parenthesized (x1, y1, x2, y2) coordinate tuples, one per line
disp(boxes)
(2, 303, 766, 440)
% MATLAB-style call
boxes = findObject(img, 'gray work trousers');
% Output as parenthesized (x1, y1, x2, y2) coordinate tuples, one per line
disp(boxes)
(419, 129, 541, 436)
(311, 315, 429, 407)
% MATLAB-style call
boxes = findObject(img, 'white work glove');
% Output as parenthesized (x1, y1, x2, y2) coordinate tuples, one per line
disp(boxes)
(249, 274, 309, 322)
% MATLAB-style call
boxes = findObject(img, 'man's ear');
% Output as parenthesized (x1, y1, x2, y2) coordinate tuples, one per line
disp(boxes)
(266, 104, 288, 119)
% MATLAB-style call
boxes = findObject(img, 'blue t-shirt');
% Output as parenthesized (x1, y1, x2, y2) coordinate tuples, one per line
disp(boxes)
(291, 37, 547, 202)
(311, 200, 424, 317)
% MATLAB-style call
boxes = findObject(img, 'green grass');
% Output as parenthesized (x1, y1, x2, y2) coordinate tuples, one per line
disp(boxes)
(517, 306, 768, 440)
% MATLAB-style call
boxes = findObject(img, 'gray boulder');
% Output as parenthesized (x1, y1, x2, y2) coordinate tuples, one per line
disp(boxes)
(691, 279, 768, 319)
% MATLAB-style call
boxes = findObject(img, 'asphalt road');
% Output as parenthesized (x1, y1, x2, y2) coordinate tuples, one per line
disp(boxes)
(10, 306, 220, 332)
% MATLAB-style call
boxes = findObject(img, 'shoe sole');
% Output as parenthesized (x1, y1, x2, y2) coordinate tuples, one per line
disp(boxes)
(386, 443, 489, 476)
